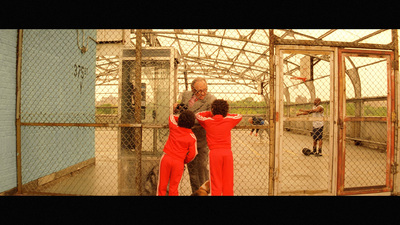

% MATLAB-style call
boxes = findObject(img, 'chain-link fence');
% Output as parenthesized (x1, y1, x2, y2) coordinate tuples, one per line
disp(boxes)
(277, 49, 334, 195)
(16, 29, 397, 196)
(340, 51, 392, 191)
(275, 44, 395, 195)
(20, 30, 98, 195)
(18, 29, 270, 195)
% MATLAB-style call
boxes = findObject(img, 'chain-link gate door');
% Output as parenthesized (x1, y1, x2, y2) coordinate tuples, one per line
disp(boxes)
(337, 49, 395, 195)
(275, 46, 337, 195)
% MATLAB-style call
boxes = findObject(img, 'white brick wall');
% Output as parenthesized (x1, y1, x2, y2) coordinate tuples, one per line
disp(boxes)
(0, 30, 17, 193)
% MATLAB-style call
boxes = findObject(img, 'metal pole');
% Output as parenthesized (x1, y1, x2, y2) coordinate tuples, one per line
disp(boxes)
(274, 37, 393, 50)
(391, 29, 400, 195)
(135, 29, 143, 195)
(15, 29, 23, 195)
(268, 29, 276, 196)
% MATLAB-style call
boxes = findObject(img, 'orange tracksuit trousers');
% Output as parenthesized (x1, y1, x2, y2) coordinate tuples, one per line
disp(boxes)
(209, 150, 234, 196)
(157, 154, 185, 196)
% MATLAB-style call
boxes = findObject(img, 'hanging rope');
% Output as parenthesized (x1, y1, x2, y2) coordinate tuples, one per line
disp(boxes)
(76, 29, 89, 53)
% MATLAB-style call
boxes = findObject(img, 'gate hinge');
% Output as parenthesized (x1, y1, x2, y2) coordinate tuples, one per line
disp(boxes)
(391, 162, 398, 175)
(273, 170, 278, 180)
(338, 119, 344, 129)
(274, 55, 279, 65)
(392, 112, 397, 123)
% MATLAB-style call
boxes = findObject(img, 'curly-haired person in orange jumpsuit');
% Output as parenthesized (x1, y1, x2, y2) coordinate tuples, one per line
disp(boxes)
(195, 99, 242, 196)
(157, 110, 198, 196)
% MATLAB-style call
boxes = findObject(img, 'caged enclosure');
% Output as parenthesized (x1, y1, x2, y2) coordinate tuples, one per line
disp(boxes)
(12, 29, 400, 196)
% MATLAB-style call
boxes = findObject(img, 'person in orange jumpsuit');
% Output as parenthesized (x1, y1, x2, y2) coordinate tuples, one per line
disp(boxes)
(157, 111, 198, 196)
(195, 99, 242, 196)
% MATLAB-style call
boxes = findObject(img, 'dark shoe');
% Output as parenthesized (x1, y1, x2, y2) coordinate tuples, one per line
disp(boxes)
(315, 152, 322, 157)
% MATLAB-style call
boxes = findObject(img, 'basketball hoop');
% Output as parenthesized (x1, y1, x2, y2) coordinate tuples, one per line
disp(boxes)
(290, 76, 307, 82)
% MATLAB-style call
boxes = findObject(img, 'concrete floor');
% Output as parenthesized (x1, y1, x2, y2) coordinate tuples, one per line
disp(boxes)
(279, 131, 387, 195)
(36, 128, 388, 196)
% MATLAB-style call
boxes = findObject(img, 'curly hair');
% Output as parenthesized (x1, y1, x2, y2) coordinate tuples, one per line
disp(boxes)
(178, 110, 195, 129)
(211, 99, 229, 117)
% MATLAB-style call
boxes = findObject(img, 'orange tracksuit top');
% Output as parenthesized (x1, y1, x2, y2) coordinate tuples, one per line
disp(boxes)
(163, 115, 198, 163)
(195, 111, 242, 152)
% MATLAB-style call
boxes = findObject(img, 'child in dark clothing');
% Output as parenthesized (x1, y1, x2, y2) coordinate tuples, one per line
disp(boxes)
(248, 116, 268, 143)
(248, 116, 265, 136)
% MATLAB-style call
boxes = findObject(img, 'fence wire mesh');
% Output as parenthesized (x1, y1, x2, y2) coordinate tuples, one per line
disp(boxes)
(279, 51, 333, 194)
(17, 29, 396, 195)
(342, 54, 389, 189)
(19, 29, 271, 195)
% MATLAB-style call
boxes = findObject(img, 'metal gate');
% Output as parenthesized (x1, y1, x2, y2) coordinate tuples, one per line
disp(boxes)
(275, 46, 337, 195)
(337, 49, 395, 195)
(275, 46, 396, 195)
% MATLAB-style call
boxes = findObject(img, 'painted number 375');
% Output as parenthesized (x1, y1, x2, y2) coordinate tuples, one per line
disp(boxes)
(73, 64, 88, 79)
(73, 64, 88, 94)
